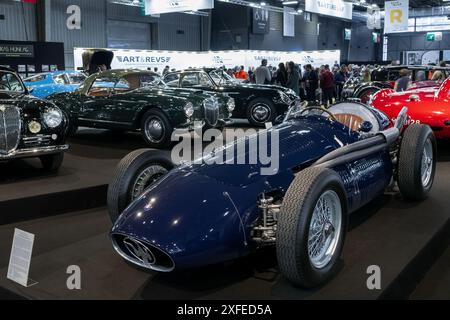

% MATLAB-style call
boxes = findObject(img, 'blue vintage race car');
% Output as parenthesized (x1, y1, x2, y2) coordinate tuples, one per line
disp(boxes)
(23, 71, 87, 99)
(107, 102, 436, 288)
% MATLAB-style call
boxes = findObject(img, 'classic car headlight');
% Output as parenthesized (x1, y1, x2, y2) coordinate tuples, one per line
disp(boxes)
(43, 107, 63, 128)
(184, 102, 194, 118)
(28, 121, 42, 134)
(227, 98, 235, 112)
(279, 91, 292, 105)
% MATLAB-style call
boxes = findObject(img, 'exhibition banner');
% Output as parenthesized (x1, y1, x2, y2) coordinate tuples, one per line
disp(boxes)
(283, 7, 295, 37)
(0, 44, 34, 58)
(367, 6, 381, 30)
(384, 0, 409, 34)
(144, 0, 214, 15)
(253, 8, 270, 34)
(74, 48, 341, 72)
(305, 0, 353, 20)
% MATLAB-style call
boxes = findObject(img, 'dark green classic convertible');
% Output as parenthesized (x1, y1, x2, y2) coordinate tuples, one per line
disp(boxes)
(163, 68, 299, 126)
(48, 69, 235, 148)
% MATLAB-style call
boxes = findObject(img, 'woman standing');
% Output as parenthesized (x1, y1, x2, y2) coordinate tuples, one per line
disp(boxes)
(287, 61, 300, 96)
(276, 63, 288, 87)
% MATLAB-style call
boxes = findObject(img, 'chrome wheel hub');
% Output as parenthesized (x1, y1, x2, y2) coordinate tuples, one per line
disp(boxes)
(421, 138, 433, 187)
(145, 117, 165, 143)
(252, 104, 271, 122)
(308, 190, 342, 269)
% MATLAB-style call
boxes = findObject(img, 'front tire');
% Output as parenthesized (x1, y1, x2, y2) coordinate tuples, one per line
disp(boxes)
(398, 124, 436, 200)
(107, 149, 174, 223)
(247, 98, 277, 126)
(277, 167, 347, 288)
(141, 109, 173, 148)
(40, 153, 64, 172)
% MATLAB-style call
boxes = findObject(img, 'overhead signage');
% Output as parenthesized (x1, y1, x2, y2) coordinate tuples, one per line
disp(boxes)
(253, 8, 270, 34)
(74, 48, 341, 71)
(283, 7, 295, 37)
(372, 32, 381, 44)
(344, 28, 351, 40)
(367, 6, 381, 30)
(0, 44, 34, 58)
(384, 0, 409, 34)
(7, 229, 36, 288)
(426, 32, 442, 42)
(305, 0, 353, 20)
(144, 0, 214, 15)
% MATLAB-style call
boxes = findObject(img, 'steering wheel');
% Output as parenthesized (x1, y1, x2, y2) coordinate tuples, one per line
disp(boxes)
(299, 107, 338, 122)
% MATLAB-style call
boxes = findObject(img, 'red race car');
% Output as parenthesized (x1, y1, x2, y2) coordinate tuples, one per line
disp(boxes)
(370, 78, 450, 138)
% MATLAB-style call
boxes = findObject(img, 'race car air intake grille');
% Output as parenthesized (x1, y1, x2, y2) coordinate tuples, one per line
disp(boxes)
(0, 105, 21, 155)
(204, 97, 219, 127)
(111, 233, 175, 273)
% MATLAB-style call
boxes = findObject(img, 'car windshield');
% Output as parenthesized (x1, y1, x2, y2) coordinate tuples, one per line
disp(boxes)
(0, 71, 25, 93)
(87, 73, 165, 97)
(68, 73, 87, 84)
(209, 70, 237, 85)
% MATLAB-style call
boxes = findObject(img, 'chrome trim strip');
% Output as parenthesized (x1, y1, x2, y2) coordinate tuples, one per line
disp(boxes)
(78, 118, 130, 125)
(0, 144, 69, 160)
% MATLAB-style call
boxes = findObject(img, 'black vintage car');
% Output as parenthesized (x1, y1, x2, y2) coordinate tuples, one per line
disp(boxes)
(48, 69, 234, 148)
(163, 68, 299, 126)
(0, 67, 68, 171)
(343, 65, 450, 104)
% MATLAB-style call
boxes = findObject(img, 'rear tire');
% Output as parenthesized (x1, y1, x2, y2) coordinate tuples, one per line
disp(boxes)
(277, 167, 347, 288)
(40, 153, 64, 172)
(398, 124, 436, 200)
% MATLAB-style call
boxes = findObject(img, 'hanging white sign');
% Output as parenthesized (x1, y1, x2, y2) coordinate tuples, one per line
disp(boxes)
(144, 0, 214, 15)
(305, 0, 353, 20)
(384, 0, 409, 34)
(283, 7, 296, 37)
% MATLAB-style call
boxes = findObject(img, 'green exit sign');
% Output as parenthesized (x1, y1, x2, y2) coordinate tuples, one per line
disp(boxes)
(427, 32, 443, 41)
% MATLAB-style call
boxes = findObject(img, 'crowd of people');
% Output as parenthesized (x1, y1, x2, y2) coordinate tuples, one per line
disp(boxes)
(223, 60, 366, 106)
(151, 59, 449, 105)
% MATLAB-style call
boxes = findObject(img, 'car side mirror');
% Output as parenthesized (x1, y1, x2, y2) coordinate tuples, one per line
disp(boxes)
(27, 87, 34, 94)
(359, 121, 373, 133)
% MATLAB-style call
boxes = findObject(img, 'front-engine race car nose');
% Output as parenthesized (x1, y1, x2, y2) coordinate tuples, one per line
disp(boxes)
(110, 169, 253, 272)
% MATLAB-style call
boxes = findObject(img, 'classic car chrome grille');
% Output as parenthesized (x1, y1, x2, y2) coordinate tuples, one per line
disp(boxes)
(204, 98, 219, 127)
(22, 135, 53, 147)
(0, 105, 21, 155)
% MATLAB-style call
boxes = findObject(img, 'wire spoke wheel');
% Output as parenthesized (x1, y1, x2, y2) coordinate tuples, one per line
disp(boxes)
(421, 137, 434, 187)
(130, 165, 168, 201)
(307, 190, 342, 269)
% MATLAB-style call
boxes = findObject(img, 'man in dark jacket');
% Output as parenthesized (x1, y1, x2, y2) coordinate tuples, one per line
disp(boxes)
(305, 64, 319, 103)
(334, 65, 348, 101)
(320, 65, 335, 106)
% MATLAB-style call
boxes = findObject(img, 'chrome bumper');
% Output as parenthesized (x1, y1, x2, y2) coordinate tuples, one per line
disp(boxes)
(0, 144, 69, 160)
